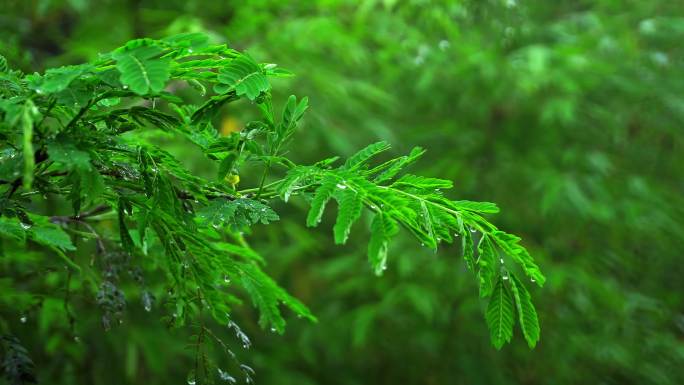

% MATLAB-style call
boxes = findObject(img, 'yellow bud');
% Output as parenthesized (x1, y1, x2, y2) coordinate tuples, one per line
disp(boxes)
(225, 174, 240, 187)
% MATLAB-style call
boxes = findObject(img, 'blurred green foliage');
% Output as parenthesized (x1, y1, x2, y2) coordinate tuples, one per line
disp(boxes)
(1, 0, 683, 384)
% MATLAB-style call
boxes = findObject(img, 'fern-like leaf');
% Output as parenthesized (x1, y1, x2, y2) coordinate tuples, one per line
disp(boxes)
(306, 176, 337, 227)
(462, 228, 475, 270)
(215, 55, 269, 100)
(477, 234, 497, 297)
(491, 230, 545, 286)
(368, 212, 399, 275)
(510, 274, 541, 348)
(333, 187, 364, 244)
(343, 141, 390, 170)
(114, 45, 170, 95)
(486, 276, 515, 349)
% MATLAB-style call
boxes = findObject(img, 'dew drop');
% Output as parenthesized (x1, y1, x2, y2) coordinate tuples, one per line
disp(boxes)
(73, 336, 80, 343)
(270, 327, 276, 333)
(20, 315, 27, 323)
(530, 278, 536, 283)
(438, 40, 450, 50)
(240, 364, 255, 375)
(500, 258, 504, 264)
(218, 368, 236, 383)
(20, 223, 31, 230)
(223, 275, 231, 284)
(503, 275, 509, 280)
(470, 227, 477, 233)
(336, 183, 347, 190)
(187, 370, 196, 385)
(123, 85, 129, 90)
(142, 291, 154, 312)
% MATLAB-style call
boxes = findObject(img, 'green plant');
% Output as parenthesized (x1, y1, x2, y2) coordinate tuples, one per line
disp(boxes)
(0, 33, 543, 383)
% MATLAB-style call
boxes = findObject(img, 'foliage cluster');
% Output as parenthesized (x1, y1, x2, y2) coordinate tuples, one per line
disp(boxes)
(1, 32, 542, 383)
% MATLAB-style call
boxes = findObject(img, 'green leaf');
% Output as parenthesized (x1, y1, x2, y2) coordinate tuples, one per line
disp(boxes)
(477, 234, 497, 297)
(114, 46, 170, 95)
(462, 228, 475, 270)
(450, 200, 500, 214)
(238, 263, 315, 333)
(31, 64, 92, 93)
(215, 55, 270, 100)
(510, 274, 541, 348)
(198, 199, 279, 229)
(306, 176, 337, 227)
(372, 146, 425, 183)
(333, 188, 364, 244)
(30, 223, 76, 252)
(485, 276, 515, 350)
(118, 200, 135, 253)
(368, 212, 398, 275)
(391, 174, 453, 190)
(0, 217, 26, 243)
(47, 141, 91, 170)
(492, 230, 545, 286)
(344, 141, 391, 170)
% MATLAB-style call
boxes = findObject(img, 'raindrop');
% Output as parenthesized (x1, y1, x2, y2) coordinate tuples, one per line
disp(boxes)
(20, 223, 31, 230)
(499, 258, 504, 264)
(73, 336, 80, 343)
(270, 327, 276, 333)
(530, 278, 536, 283)
(35, 88, 43, 94)
(188, 48, 194, 54)
(223, 275, 231, 284)
(336, 183, 347, 190)
(20, 315, 27, 323)
(218, 369, 236, 383)
(142, 291, 154, 312)
(123, 85, 129, 90)
(438, 40, 450, 51)
(453, 233, 459, 237)
(240, 364, 255, 375)
(470, 227, 477, 233)
(503, 275, 509, 280)
(186, 370, 197, 385)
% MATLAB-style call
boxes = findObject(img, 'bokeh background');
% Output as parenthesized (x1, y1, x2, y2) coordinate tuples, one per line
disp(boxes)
(2, 0, 684, 384)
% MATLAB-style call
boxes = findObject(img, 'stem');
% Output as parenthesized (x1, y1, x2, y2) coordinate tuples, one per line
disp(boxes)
(65, 99, 95, 130)
(255, 162, 271, 198)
